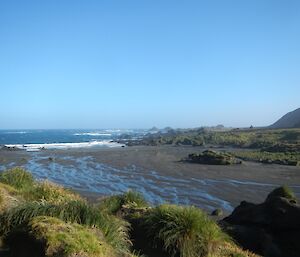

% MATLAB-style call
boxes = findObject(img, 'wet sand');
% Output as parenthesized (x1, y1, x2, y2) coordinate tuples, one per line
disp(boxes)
(0, 145, 299, 214)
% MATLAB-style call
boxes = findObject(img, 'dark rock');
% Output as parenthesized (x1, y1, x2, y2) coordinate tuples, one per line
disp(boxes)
(221, 222, 281, 257)
(223, 186, 300, 257)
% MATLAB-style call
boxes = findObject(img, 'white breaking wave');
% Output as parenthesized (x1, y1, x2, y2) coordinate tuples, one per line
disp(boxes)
(5, 140, 125, 151)
(104, 129, 134, 133)
(74, 132, 112, 136)
(4, 131, 28, 134)
(104, 129, 122, 132)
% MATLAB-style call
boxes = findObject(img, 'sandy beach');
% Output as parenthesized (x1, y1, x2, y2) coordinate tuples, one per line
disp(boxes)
(1, 145, 299, 214)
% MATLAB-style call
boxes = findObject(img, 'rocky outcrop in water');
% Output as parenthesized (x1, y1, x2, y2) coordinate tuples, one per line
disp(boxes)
(222, 186, 300, 257)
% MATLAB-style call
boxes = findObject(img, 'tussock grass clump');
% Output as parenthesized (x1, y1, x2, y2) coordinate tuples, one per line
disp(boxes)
(99, 190, 148, 214)
(0, 168, 82, 205)
(5, 216, 115, 257)
(23, 180, 83, 204)
(0, 167, 34, 190)
(266, 186, 297, 202)
(144, 204, 229, 257)
(0, 200, 131, 254)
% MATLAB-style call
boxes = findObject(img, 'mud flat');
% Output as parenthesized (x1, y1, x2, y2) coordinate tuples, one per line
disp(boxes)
(0, 145, 299, 214)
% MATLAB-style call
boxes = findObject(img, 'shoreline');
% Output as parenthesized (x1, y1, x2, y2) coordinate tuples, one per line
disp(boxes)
(0, 145, 300, 214)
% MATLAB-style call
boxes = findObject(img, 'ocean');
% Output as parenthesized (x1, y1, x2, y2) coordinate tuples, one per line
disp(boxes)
(0, 129, 147, 151)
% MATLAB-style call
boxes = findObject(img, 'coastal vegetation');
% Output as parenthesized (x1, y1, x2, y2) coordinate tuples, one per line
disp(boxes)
(128, 128, 300, 166)
(134, 128, 300, 148)
(0, 167, 261, 257)
(231, 150, 300, 166)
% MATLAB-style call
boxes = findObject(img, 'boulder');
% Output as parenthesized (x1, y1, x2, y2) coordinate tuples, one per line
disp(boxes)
(222, 186, 300, 257)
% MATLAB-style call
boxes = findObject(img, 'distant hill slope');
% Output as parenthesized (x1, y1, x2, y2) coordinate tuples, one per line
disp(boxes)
(270, 108, 300, 128)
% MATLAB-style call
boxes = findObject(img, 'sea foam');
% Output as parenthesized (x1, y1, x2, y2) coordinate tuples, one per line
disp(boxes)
(4, 131, 28, 134)
(5, 140, 124, 151)
(74, 132, 112, 136)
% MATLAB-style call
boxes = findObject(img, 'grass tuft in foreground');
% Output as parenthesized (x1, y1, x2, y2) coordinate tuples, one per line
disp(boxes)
(0, 200, 131, 255)
(143, 204, 229, 257)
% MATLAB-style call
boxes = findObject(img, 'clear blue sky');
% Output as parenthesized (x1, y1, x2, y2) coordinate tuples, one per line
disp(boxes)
(0, 0, 299, 129)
